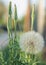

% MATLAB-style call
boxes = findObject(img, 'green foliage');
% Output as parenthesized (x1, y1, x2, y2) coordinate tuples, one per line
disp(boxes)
(0, 51, 5, 65)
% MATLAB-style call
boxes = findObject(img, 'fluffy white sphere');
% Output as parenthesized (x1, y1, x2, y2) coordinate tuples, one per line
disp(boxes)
(19, 31, 44, 54)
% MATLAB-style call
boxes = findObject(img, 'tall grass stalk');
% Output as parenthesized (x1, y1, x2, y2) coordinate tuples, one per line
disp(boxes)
(7, 1, 14, 65)
(31, 5, 35, 31)
(14, 5, 17, 38)
(7, 1, 12, 40)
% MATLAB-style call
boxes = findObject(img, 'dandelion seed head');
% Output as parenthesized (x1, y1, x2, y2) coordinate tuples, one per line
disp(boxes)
(19, 31, 44, 54)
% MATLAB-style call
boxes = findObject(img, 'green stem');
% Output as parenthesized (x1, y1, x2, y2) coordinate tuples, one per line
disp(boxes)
(14, 5, 17, 38)
(7, 1, 12, 40)
(31, 5, 35, 31)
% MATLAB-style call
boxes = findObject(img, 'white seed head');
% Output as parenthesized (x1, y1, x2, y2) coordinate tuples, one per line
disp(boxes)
(19, 31, 44, 54)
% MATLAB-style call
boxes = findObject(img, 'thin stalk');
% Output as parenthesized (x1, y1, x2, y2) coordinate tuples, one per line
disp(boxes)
(31, 5, 35, 31)
(14, 5, 17, 37)
(7, 1, 12, 40)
